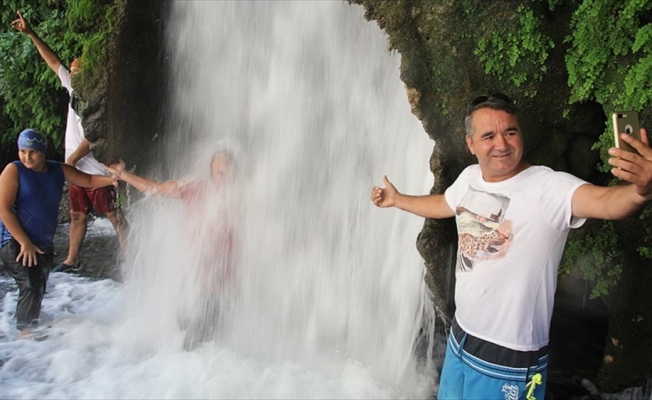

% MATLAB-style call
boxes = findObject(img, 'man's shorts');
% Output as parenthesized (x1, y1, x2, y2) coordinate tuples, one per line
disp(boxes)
(437, 319, 548, 400)
(69, 184, 117, 215)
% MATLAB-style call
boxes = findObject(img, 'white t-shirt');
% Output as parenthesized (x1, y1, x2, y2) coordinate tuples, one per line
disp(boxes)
(58, 64, 106, 175)
(444, 165, 587, 351)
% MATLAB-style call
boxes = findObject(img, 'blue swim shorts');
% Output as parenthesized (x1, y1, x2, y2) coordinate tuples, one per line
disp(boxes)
(437, 319, 548, 400)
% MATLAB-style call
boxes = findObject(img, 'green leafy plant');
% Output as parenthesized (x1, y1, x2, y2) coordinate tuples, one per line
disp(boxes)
(0, 4, 70, 152)
(566, 1, 652, 106)
(474, 4, 554, 97)
(639, 207, 652, 259)
(560, 221, 623, 299)
(566, 0, 652, 151)
(0, 0, 120, 157)
(563, 0, 652, 299)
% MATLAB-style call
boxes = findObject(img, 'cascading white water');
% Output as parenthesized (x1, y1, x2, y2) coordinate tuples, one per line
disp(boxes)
(163, 0, 436, 385)
(0, 2, 440, 398)
(126, 0, 439, 393)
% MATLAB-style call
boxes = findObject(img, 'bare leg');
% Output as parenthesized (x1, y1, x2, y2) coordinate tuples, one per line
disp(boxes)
(63, 210, 88, 265)
(183, 296, 221, 351)
(106, 208, 129, 253)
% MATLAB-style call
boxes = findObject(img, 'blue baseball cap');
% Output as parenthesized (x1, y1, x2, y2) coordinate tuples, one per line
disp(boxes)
(17, 128, 47, 154)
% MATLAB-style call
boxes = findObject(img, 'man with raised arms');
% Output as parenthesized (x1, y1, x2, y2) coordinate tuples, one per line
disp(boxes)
(371, 94, 652, 399)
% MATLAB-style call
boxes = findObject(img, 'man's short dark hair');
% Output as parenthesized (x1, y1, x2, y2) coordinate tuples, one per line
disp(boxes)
(464, 93, 519, 136)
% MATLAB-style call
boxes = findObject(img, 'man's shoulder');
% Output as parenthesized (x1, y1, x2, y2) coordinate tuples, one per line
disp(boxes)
(57, 63, 70, 76)
(460, 163, 481, 176)
(57, 64, 72, 91)
(524, 165, 553, 176)
(527, 165, 583, 181)
(525, 165, 587, 194)
(46, 159, 63, 170)
(2, 161, 20, 175)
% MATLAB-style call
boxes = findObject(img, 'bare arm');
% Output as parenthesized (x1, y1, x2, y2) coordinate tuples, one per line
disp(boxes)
(0, 163, 43, 266)
(370, 175, 455, 219)
(61, 163, 114, 188)
(106, 159, 181, 198)
(12, 11, 63, 74)
(572, 129, 652, 219)
(66, 138, 92, 166)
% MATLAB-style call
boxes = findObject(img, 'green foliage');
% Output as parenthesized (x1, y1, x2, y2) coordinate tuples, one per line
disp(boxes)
(592, 121, 618, 174)
(561, 0, 652, 300)
(565, 0, 652, 109)
(546, 0, 565, 12)
(639, 207, 652, 259)
(0, 3, 69, 151)
(0, 0, 118, 157)
(560, 221, 623, 299)
(66, 0, 119, 71)
(474, 5, 554, 97)
(566, 0, 652, 167)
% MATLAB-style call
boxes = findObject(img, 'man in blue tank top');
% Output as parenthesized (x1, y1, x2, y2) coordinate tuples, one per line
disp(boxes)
(0, 129, 115, 339)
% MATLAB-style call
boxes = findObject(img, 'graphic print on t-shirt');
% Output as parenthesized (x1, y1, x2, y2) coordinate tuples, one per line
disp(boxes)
(455, 186, 513, 271)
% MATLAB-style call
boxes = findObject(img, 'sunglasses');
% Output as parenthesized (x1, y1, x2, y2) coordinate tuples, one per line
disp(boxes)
(468, 93, 513, 113)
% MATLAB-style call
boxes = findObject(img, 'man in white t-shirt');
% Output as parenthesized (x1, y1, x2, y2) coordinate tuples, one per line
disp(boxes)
(12, 11, 128, 272)
(371, 93, 652, 399)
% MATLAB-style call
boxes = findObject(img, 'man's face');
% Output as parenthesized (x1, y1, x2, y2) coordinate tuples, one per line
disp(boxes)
(210, 154, 235, 187)
(19, 149, 46, 171)
(70, 58, 82, 77)
(465, 108, 525, 182)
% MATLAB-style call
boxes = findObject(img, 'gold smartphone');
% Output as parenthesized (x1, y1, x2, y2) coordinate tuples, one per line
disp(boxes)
(612, 111, 641, 154)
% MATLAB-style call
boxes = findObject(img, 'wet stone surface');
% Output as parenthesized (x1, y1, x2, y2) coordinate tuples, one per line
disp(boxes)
(52, 217, 124, 282)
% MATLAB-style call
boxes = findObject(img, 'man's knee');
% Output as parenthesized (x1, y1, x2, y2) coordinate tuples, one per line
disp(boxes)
(105, 209, 119, 224)
(106, 209, 127, 229)
(70, 210, 88, 223)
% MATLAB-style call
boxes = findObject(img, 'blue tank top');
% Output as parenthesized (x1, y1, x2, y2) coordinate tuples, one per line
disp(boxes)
(0, 160, 64, 251)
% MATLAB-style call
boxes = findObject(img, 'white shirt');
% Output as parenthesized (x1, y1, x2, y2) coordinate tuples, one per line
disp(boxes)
(444, 165, 586, 351)
(58, 64, 106, 175)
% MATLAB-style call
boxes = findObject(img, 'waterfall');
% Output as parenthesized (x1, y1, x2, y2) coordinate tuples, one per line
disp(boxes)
(137, 0, 437, 392)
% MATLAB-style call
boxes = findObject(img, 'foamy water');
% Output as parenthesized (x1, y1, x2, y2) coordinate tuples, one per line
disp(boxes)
(1, 1, 441, 398)
(0, 277, 400, 398)
(0, 218, 435, 398)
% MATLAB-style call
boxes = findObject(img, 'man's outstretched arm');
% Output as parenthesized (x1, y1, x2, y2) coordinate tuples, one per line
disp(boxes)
(106, 159, 182, 199)
(370, 175, 455, 219)
(12, 10, 63, 74)
(572, 129, 652, 220)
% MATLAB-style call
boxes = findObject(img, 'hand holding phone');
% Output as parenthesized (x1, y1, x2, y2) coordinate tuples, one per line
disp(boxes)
(612, 111, 641, 154)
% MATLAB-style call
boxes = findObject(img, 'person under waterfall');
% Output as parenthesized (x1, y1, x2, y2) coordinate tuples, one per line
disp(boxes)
(0, 129, 118, 339)
(370, 94, 652, 400)
(106, 148, 241, 351)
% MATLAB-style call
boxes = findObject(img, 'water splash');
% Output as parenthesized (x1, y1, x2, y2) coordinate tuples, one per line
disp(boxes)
(158, 0, 437, 387)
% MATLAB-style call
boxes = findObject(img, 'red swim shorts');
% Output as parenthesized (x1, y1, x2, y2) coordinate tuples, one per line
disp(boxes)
(68, 184, 118, 215)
